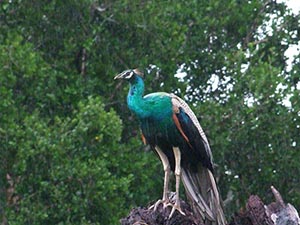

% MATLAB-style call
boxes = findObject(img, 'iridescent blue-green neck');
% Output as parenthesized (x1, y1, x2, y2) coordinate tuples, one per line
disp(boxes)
(127, 75, 149, 118)
(126, 75, 173, 121)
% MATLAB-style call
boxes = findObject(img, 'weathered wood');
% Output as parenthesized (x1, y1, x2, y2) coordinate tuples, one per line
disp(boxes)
(230, 186, 300, 225)
(121, 187, 300, 225)
(120, 198, 204, 225)
(229, 195, 273, 225)
(265, 186, 300, 225)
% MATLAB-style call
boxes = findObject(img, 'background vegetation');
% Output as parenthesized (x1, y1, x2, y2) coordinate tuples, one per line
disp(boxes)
(1, 0, 299, 224)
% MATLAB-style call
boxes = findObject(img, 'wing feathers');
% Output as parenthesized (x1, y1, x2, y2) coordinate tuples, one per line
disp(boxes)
(170, 94, 226, 224)
(141, 132, 147, 145)
(172, 113, 193, 148)
(170, 94, 213, 167)
(171, 94, 209, 145)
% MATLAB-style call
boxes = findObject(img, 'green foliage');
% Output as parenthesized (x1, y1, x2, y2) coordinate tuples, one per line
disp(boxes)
(0, 0, 299, 224)
(6, 96, 159, 224)
(0, 32, 159, 224)
(9, 98, 122, 224)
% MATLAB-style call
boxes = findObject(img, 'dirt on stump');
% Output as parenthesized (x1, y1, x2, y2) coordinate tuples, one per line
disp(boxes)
(121, 187, 300, 225)
(120, 199, 204, 225)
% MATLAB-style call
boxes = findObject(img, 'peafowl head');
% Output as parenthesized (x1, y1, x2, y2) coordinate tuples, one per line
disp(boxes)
(114, 68, 145, 100)
(114, 68, 144, 82)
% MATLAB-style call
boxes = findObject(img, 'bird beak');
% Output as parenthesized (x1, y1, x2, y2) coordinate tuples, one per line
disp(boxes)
(114, 73, 123, 80)
(114, 69, 133, 80)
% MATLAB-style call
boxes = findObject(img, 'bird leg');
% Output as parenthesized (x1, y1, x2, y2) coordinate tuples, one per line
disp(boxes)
(149, 146, 171, 211)
(168, 147, 185, 218)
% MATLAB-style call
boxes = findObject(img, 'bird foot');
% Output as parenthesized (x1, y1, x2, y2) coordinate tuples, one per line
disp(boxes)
(149, 198, 185, 218)
(166, 202, 186, 218)
(149, 199, 169, 211)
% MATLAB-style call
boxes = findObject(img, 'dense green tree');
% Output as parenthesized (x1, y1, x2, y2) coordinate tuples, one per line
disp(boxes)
(7, 96, 144, 224)
(0, 0, 299, 224)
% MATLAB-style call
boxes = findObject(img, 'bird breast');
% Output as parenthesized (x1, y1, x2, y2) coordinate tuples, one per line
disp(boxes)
(141, 115, 182, 147)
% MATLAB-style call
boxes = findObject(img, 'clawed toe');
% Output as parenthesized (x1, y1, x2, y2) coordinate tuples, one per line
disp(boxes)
(149, 199, 168, 211)
(168, 202, 185, 218)
(149, 198, 185, 219)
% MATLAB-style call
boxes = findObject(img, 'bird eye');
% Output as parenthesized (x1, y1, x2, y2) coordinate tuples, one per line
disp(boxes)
(125, 71, 134, 79)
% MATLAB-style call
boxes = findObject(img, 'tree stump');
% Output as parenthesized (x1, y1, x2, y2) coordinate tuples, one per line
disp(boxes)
(120, 198, 204, 225)
(230, 186, 300, 225)
(121, 187, 300, 225)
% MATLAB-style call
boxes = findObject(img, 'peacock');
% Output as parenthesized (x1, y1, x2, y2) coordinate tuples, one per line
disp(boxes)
(114, 69, 226, 225)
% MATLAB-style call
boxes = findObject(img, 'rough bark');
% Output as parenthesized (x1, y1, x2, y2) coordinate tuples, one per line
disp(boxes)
(231, 186, 300, 225)
(120, 199, 204, 225)
(121, 187, 300, 225)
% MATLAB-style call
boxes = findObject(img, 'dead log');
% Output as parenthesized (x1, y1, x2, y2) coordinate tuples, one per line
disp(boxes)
(265, 186, 300, 225)
(230, 186, 300, 225)
(120, 197, 204, 225)
(121, 187, 300, 225)
(229, 195, 273, 225)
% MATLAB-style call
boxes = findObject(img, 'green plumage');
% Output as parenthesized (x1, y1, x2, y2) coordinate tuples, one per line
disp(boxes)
(115, 69, 226, 225)
(127, 76, 184, 142)
(127, 77, 172, 119)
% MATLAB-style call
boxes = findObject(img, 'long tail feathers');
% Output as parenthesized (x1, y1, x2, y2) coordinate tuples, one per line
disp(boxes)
(181, 167, 227, 225)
